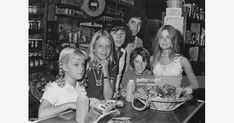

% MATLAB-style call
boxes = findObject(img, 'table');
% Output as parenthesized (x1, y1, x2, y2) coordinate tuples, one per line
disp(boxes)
(33, 99, 204, 123)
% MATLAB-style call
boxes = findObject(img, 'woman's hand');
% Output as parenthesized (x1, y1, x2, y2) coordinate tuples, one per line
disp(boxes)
(100, 60, 109, 77)
(113, 91, 119, 99)
(120, 89, 127, 97)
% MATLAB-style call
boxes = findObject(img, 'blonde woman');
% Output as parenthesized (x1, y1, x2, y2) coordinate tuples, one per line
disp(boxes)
(86, 30, 117, 100)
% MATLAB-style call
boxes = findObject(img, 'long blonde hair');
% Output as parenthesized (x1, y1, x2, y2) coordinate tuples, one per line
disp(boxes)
(151, 25, 181, 70)
(88, 30, 115, 68)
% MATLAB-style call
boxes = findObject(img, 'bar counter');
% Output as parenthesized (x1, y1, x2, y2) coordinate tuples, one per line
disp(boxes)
(33, 99, 204, 123)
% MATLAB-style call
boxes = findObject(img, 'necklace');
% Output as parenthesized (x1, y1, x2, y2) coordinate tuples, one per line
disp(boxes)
(92, 67, 103, 86)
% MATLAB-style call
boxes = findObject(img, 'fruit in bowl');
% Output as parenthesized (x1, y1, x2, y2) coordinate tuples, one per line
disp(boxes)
(133, 84, 193, 111)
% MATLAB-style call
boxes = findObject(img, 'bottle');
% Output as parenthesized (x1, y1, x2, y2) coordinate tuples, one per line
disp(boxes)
(38, 53, 44, 67)
(30, 53, 35, 71)
(126, 80, 135, 102)
(29, 53, 34, 69)
(34, 52, 39, 70)
(76, 92, 89, 123)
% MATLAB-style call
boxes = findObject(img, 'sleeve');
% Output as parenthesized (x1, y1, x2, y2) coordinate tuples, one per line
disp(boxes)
(40, 84, 60, 105)
(120, 73, 128, 90)
(137, 37, 143, 48)
(109, 64, 117, 81)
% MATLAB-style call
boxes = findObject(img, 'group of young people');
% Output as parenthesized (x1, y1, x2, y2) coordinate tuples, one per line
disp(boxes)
(37, 9, 199, 119)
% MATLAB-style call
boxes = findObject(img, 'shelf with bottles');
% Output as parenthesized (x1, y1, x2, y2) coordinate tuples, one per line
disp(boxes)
(29, 19, 43, 35)
(183, 1, 205, 28)
(184, 25, 205, 46)
(29, 38, 45, 73)
(29, 38, 43, 53)
(29, 5, 44, 19)
(29, 51, 45, 73)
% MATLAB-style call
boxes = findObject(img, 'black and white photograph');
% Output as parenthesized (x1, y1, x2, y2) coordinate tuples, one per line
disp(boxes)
(27, 0, 206, 122)
(6, 0, 234, 123)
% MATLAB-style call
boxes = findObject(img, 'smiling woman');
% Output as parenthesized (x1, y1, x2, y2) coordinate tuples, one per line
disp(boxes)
(86, 30, 117, 100)
(151, 25, 199, 90)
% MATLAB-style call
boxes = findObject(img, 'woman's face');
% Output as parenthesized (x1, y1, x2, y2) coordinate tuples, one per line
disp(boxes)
(133, 55, 147, 75)
(94, 37, 111, 60)
(127, 17, 142, 36)
(111, 30, 126, 48)
(64, 54, 85, 80)
(159, 30, 172, 50)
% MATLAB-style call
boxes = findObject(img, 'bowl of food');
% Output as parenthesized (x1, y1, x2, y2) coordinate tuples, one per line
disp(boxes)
(132, 84, 193, 111)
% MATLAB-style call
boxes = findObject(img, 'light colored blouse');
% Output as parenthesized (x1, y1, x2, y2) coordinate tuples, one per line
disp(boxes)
(153, 56, 183, 87)
(40, 82, 86, 106)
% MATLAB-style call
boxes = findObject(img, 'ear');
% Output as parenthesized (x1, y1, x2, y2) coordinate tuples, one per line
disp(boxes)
(62, 63, 68, 72)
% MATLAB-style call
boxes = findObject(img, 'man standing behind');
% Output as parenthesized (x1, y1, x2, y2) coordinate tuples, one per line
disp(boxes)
(124, 9, 147, 72)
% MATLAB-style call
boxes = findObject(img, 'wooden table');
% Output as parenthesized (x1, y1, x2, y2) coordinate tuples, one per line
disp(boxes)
(33, 99, 204, 123)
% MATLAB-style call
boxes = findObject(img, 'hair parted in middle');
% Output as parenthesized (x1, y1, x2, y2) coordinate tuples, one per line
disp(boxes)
(88, 29, 115, 67)
(151, 25, 181, 70)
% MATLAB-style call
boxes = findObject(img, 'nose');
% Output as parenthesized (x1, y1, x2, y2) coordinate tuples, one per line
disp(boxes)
(161, 37, 167, 42)
(104, 47, 107, 52)
(139, 62, 143, 67)
(117, 34, 121, 39)
(133, 23, 138, 30)
(79, 65, 84, 72)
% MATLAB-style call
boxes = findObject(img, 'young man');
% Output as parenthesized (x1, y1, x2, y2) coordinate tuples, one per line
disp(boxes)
(124, 9, 147, 72)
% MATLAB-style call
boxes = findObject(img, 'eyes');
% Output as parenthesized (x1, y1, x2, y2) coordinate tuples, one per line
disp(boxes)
(112, 31, 126, 37)
(130, 20, 142, 27)
(97, 44, 111, 50)
(159, 35, 170, 40)
(134, 60, 146, 64)
(73, 62, 84, 67)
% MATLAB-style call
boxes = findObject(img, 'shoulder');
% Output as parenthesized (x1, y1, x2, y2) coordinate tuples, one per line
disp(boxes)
(145, 69, 153, 75)
(123, 69, 134, 76)
(179, 56, 191, 67)
(136, 37, 143, 47)
(43, 81, 62, 92)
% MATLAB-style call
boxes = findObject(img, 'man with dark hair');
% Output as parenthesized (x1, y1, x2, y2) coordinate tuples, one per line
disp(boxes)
(124, 9, 147, 72)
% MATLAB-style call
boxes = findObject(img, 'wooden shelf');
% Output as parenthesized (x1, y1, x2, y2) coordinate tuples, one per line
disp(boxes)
(56, 3, 81, 11)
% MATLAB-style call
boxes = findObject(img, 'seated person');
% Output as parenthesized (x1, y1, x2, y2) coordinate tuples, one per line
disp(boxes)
(85, 30, 117, 100)
(151, 25, 199, 90)
(120, 47, 154, 96)
(38, 47, 87, 119)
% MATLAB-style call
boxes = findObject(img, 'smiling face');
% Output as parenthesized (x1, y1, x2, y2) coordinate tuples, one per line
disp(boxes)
(159, 30, 172, 50)
(63, 54, 85, 81)
(111, 30, 126, 48)
(94, 37, 111, 60)
(133, 55, 147, 75)
(127, 17, 142, 36)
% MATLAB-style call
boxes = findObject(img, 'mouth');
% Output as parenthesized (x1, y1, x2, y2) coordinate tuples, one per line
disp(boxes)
(77, 72, 84, 75)
(115, 41, 123, 45)
(132, 30, 137, 33)
(100, 54, 107, 56)
(162, 44, 169, 46)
